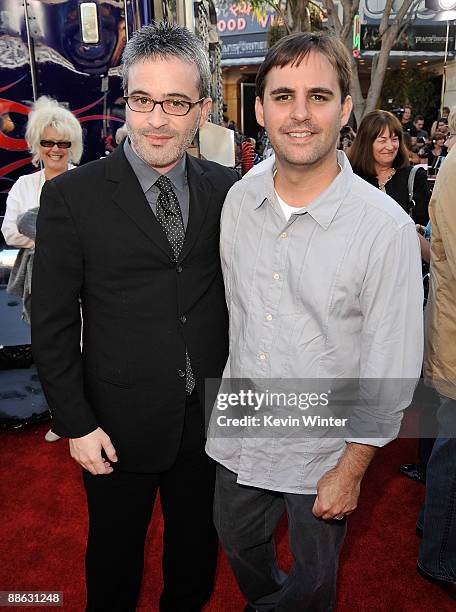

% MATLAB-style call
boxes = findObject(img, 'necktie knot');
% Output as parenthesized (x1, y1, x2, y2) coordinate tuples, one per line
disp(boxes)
(155, 175, 174, 193)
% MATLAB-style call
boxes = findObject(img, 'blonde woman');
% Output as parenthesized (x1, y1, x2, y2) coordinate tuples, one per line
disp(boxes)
(1, 96, 83, 442)
(2, 96, 83, 248)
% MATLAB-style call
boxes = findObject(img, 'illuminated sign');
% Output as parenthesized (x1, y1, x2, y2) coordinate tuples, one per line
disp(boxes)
(353, 14, 361, 58)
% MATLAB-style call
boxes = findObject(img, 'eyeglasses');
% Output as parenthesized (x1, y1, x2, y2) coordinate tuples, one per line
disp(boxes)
(123, 95, 205, 116)
(40, 140, 72, 149)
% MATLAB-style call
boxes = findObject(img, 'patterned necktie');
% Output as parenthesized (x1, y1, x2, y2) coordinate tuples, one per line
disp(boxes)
(155, 175, 195, 395)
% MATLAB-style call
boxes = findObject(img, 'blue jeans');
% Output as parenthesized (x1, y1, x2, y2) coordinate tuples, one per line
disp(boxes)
(214, 464, 346, 611)
(418, 395, 456, 582)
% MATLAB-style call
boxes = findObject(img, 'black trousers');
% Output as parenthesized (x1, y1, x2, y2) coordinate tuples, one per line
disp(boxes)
(83, 392, 217, 612)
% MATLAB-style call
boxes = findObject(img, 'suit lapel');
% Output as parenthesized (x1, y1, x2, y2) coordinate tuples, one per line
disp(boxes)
(179, 154, 212, 263)
(106, 147, 174, 261)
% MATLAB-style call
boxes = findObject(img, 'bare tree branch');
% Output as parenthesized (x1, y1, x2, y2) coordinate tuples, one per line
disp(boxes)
(229, 0, 421, 124)
(322, 0, 342, 36)
(379, 0, 395, 37)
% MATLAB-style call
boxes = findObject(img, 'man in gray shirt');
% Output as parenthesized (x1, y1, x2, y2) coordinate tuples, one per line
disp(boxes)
(206, 32, 423, 611)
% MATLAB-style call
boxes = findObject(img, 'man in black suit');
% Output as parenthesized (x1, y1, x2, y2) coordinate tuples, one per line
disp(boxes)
(32, 21, 238, 612)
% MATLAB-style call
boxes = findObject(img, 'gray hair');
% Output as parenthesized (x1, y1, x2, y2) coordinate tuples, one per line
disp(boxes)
(448, 105, 456, 133)
(121, 21, 211, 98)
(25, 96, 83, 166)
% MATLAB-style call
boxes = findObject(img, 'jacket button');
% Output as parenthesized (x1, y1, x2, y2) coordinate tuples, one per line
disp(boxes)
(178, 369, 185, 378)
(176, 265, 183, 273)
(180, 315, 187, 324)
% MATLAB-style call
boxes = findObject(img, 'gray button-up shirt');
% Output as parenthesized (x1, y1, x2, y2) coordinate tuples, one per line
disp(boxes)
(205, 150, 424, 494)
(123, 139, 189, 229)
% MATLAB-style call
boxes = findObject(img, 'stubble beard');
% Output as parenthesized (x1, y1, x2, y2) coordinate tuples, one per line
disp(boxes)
(126, 122, 199, 168)
(269, 122, 340, 168)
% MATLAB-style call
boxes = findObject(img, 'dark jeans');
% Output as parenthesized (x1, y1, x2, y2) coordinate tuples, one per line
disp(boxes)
(83, 392, 218, 612)
(417, 384, 439, 481)
(214, 464, 347, 612)
(418, 395, 456, 583)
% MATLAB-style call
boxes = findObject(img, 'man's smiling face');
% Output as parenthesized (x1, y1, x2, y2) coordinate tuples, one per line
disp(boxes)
(255, 50, 352, 170)
(125, 56, 211, 173)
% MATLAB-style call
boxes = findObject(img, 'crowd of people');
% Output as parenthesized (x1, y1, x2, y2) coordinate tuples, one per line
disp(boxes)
(1, 22, 455, 612)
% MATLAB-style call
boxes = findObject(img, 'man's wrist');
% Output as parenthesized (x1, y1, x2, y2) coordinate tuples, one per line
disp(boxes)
(335, 442, 377, 481)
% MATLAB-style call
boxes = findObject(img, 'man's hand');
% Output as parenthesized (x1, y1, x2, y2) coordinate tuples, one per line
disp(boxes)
(312, 466, 361, 520)
(69, 427, 118, 475)
(312, 443, 377, 520)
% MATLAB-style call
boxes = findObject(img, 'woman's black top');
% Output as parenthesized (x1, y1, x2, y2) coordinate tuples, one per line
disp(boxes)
(426, 146, 447, 171)
(357, 166, 430, 225)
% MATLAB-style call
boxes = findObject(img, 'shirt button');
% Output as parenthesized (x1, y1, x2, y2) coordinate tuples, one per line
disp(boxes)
(178, 369, 186, 378)
(180, 315, 187, 324)
(259, 353, 267, 360)
(265, 314, 273, 321)
(176, 265, 183, 273)
(273, 273, 280, 280)
(280, 232, 288, 239)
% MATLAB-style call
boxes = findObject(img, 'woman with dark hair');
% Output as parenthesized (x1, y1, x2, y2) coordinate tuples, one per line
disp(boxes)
(425, 131, 447, 172)
(349, 110, 430, 225)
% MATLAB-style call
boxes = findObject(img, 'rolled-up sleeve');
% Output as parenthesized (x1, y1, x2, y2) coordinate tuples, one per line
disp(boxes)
(346, 222, 424, 446)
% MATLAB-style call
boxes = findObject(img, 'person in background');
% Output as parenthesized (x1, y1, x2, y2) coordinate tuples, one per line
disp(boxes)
(436, 117, 449, 137)
(115, 123, 128, 145)
(338, 125, 356, 152)
(1, 95, 83, 444)
(2, 97, 82, 248)
(403, 132, 420, 165)
(400, 108, 456, 486)
(425, 131, 447, 173)
(419, 104, 456, 602)
(349, 110, 430, 225)
(401, 104, 417, 138)
(414, 115, 429, 140)
(430, 106, 450, 137)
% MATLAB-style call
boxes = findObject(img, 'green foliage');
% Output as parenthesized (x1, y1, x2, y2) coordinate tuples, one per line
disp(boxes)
(267, 23, 288, 47)
(380, 68, 439, 117)
(227, 0, 324, 48)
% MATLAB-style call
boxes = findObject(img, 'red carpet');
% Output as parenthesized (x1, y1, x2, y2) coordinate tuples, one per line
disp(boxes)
(0, 426, 454, 612)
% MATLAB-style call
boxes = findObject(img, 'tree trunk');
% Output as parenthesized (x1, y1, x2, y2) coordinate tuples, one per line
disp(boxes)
(289, 0, 310, 33)
(349, 56, 366, 125)
(322, 0, 418, 122)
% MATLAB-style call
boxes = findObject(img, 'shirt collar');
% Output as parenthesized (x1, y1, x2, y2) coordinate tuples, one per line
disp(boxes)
(254, 150, 354, 230)
(123, 138, 187, 193)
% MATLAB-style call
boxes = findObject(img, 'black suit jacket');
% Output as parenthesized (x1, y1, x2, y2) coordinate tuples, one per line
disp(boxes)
(31, 146, 238, 472)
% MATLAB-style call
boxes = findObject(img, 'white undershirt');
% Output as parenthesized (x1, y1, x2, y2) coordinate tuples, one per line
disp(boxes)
(275, 190, 306, 221)
(274, 163, 342, 221)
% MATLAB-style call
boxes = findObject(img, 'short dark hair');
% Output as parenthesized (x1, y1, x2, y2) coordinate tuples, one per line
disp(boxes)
(414, 115, 425, 122)
(348, 110, 409, 178)
(121, 21, 210, 97)
(255, 31, 351, 103)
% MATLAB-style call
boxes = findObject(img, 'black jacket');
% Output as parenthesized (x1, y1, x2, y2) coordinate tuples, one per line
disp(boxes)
(358, 166, 430, 226)
(31, 146, 238, 472)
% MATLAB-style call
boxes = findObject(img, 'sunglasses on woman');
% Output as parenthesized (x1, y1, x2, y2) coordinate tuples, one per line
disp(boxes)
(40, 140, 72, 149)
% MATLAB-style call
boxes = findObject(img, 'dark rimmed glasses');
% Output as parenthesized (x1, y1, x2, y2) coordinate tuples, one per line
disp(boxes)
(123, 95, 205, 116)
(40, 140, 72, 149)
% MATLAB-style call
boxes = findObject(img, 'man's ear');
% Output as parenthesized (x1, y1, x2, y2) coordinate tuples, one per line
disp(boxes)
(199, 98, 212, 128)
(340, 95, 353, 129)
(255, 96, 265, 128)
